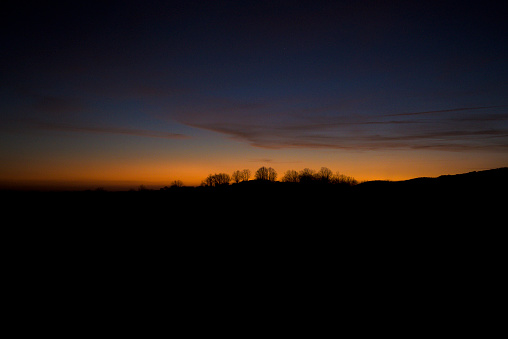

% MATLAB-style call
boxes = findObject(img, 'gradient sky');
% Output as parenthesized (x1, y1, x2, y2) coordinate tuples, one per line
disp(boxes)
(1, 1, 507, 189)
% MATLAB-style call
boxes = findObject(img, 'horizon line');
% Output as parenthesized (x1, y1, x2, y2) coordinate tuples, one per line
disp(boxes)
(1, 167, 506, 191)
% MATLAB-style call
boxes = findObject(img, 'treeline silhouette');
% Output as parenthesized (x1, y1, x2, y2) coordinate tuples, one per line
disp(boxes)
(160, 166, 358, 190)
(153, 166, 508, 198)
(152, 167, 507, 219)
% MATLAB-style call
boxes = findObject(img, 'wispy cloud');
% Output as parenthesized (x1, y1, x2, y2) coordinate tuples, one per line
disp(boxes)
(383, 105, 508, 117)
(248, 158, 302, 164)
(184, 103, 508, 152)
(36, 122, 189, 139)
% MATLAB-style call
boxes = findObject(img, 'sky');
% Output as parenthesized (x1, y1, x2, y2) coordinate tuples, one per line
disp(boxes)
(1, 0, 507, 189)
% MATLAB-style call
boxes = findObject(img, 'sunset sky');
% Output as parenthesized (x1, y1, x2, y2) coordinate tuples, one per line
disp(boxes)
(1, 1, 507, 189)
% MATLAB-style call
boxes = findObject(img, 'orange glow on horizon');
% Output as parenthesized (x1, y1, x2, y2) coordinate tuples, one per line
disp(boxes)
(2, 150, 506, 190)
(1, 135, 506, 190)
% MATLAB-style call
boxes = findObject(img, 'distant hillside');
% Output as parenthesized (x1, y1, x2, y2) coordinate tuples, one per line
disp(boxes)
(358, 167, 507, 186)
(354, 167, 508, 205)
(401, 167, 508, 185)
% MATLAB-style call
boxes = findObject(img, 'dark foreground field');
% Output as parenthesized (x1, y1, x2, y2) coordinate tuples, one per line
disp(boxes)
(5, 169, 505, 327)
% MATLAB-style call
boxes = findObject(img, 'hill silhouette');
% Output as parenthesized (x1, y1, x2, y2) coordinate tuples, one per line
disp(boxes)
(2, 167, 506, 224)
(359, 167, 508, 188)
(354, 168, 507, 213)
(356, 167, 508, 195)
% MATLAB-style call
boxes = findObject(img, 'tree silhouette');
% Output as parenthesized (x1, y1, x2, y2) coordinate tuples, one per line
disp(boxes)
(242, 169, 251, 181)
(332, 172, 359, 186)
(282, 170, 299, 183)
(215, 173, 231, 185)
(202, 173, 231, 187)
(299, 168, 316, 184)
(232, 170, 243, 183)
(171, 180, 183, 188)
(317, 167, 333, 183)
(255, 167, 277, 181)
(232, 169, 252, 183)
(268, 167, 277, 181)
(255, 166, 269, 180)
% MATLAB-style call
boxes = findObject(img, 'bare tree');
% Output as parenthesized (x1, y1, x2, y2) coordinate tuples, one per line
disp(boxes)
(255, 167, 277, 181)
(215, 173, 231, 185)
(232, 169, 251, 182)
(255, 166, 269, 180)
(170, 180, 183, 188)
(268, 167, 277, 181)
(202, 173, 231, 187)
(317, 167, 333, 183)
(282, 170, 299, 183)
(332, 171, 359, 186)
(299, 168, 316, 183)
(202, 174, 215, 187)
(232, 170, 243, 183)
(242, 169, 251, 181)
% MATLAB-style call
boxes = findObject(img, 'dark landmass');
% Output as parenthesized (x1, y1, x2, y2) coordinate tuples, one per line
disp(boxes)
(6, 168, 505, 302)
(3, 168, 506, 223)
(355, 167, 508, 199)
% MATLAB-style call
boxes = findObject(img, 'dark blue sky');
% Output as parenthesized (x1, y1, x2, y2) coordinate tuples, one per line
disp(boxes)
(1, 1, 507, 187)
